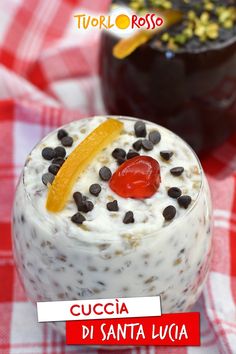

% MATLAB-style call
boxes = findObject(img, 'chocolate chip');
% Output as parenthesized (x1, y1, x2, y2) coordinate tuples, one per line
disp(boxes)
(61, 136, 73, 147)
(168, 187, 182, 199)
(73, 192, 93, 213)
(54, 146, 66, 158)
(42, 147, 56, 160)
(52, 157, 65, 166)
(170, 167, 184, 176)
(71, 212, 86, 224)
(160, 150, 174, 161)
(148, 130, 161, 145)
(177, 195, 192, 209)
(89, 184, 101, 196)
(48, 164, 60, 175)
(142, 139, 154, 151)
(133, 139, 143, 151)
(78, 201, 94, 213)
(117, 158, 126, 165)
(163, 205, 176, 221)
(123, 211, 134, 224)
(73, 192, 86, 206)
(57, 129, 68, 140)
(42, 172, 55, 185)
(112, 148, 126, 160)
(127, 149, 140, 159)
(99, 166, 112, 181)
(134, 121, 147, 137)
(107, 200, 119, 211)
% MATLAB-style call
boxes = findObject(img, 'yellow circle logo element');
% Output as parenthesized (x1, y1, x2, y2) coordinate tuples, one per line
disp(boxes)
(115, 14, 130, 29)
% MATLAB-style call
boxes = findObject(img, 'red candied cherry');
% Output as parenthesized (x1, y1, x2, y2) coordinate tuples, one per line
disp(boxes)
(109, 156, 161, 198)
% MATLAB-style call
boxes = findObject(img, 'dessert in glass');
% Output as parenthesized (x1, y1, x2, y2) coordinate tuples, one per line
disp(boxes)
(100, 0, 236, 153)
(12, 115, 212, 336)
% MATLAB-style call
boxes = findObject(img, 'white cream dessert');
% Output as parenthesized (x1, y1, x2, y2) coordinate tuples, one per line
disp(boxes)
(13, 116, 212, 334)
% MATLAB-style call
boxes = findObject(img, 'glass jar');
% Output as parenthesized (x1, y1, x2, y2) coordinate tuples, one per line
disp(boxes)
(100, 12, 236, 154)
(12, 116, 213, 337)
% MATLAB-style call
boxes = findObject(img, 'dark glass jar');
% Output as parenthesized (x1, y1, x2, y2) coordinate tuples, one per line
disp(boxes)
(100, 15, 236, 154)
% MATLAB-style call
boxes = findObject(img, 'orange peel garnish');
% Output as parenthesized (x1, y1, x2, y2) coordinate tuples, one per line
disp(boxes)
(46, 118, 123, 212)
(113, 9, 183, 59)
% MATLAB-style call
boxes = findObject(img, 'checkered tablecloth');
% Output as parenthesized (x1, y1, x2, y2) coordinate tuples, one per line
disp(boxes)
(0, 1, 236, 353)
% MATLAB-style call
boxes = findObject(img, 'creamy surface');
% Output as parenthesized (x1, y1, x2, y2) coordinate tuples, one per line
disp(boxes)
(24, 116, 202, 241)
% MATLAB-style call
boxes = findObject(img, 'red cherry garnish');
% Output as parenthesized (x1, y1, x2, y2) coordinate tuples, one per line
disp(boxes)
(109, 156, 161, 198)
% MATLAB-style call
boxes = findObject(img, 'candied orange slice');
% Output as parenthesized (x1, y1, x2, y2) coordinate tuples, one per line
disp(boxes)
(46, 118, 123, 212)
(113, 10, 182, 59)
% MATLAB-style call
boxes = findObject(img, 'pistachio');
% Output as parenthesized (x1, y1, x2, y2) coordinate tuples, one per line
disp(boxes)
(219, 10, 231, 23)
(161, 32, 170, 42)
(150, 0, 172, 10)
(204, 2, 214, 11)
(167, 38, 178, 50)
(200, 12, 210, 24)
(195, 25, 206, 38)
(194, 13, 219, 41)
(163, 1, 172, 10)
(183, 27, 193, 38)
(187, 10, 196, 21)
(217, 7, 236, 28)
(224, 19, 234, 29)
(130, 0, 145, 12)
(174, 33, 187, 45)
(130, 3, 141, 11)
(207, 23, 219, 39)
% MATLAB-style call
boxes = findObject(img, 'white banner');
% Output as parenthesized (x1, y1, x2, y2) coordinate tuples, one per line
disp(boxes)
(37, 296, 161, 322)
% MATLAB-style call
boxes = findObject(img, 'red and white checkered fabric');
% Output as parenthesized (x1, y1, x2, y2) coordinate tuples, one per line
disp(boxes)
(0, 1, 236, 353)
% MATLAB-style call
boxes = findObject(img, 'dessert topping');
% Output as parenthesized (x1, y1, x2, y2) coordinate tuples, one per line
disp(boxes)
(160, 150, 174, 161)
(163, 205, 176, 221)
(61, 136, 73, 147)
(134, 120, 147, 137)
(71, 212, 86, 224)
(89, 183, 101, 197)
(106, 200, 119, 211)
(170, 166, 184, 176)
(99, 166, 112, 181)
(177, 195, 192, 209)
(54, 146, 66, 158)
(128, 0, 235, 50)
(79, 200, 94, 213)
(127, 149, 140, 159)
(148, 130, 161, 145)
(123, 211, 135, 224)
(168, 187, 182, 199)
(132, 139, 143, 151)
(42, 117, 196, 225)
(112, 148, 126, 160)
(48, 164, 60, 176)
(42, 147, 56, 161)
(46, 118, 123, 212)
(42, 172, 55, 186)
(73, 191, 86, 206)
(52, 157, 65, 166)
(73, 192, 94, 213)
(141, 139, 154, 151)
(113, 9, 183, 59)
(57, 129, 68, 140)
(109, 155, 161, 198)
(117, 158, 126, 165)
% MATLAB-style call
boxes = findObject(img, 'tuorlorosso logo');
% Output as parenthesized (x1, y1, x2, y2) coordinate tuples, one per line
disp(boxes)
(74, 7, 164, 34)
